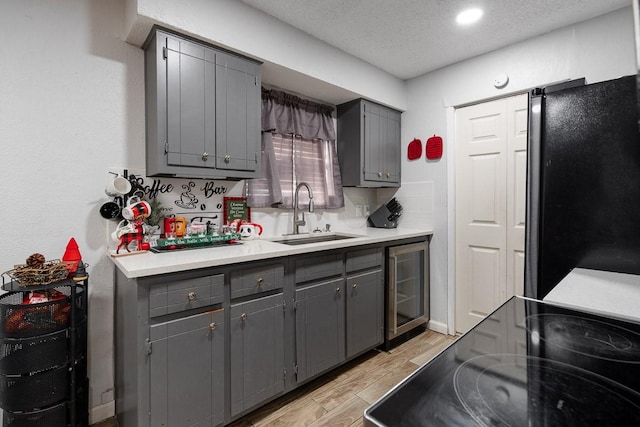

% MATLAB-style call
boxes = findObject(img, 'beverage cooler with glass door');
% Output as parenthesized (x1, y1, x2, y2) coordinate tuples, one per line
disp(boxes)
(385, 240, 430, 348)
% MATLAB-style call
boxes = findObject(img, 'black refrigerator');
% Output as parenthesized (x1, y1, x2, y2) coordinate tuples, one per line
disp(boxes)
(525, 75, 640, 300)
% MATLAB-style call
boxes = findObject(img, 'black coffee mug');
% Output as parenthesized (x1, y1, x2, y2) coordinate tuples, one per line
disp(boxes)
(100, 198, 122, 220)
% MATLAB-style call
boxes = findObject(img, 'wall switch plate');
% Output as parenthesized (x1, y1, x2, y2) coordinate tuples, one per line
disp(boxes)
(355, 204, 363, 217)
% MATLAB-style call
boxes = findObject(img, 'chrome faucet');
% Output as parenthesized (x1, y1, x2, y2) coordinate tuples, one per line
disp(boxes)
(293, 182, 314, 234)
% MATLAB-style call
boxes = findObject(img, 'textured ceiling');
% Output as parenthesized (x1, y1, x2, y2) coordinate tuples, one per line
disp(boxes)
(241, 0, 631, 80)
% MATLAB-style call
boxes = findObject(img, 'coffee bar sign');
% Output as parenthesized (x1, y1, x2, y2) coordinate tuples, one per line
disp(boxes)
(108, 168, 245, 230)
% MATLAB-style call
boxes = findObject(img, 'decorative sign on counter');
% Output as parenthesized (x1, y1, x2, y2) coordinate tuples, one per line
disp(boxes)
(103, 168, 246, 252)
(107, 168, 245, 228)
(223, 197, 251, 224)
(155, 232, 241, 248)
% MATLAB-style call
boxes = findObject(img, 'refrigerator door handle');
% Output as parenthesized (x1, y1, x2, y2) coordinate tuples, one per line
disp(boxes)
(525, 92, 543, 299)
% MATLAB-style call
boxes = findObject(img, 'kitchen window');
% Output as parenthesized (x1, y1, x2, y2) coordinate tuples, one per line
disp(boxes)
(247, 89, 344, 209)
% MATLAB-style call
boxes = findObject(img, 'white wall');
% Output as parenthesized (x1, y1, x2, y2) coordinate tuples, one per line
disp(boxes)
(402, 6, 636, 332)
(125, 0, 407, 111)
(0, 0, 145, 422)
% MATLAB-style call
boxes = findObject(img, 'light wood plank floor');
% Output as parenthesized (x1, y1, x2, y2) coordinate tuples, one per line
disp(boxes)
(91, 330, 457, 427)
(229, 330, 457, 427)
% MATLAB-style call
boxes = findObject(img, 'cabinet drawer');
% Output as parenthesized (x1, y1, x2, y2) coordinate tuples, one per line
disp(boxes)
(230, 264, 284, 299)
(150, 274, 224, 318)
(346, 247, 383, 273)
(295, 253, 343, 284)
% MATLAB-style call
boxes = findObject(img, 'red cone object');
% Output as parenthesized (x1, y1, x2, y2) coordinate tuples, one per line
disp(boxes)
(62, 237, 82, 273)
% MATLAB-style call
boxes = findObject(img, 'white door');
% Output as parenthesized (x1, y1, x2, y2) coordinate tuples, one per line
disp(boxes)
(455, 93, 528, 333)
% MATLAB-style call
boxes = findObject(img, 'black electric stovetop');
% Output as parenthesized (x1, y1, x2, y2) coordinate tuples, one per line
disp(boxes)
(365, 296, 640, 426)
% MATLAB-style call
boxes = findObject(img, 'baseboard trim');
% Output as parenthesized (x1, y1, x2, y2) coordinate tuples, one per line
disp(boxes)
(90, 401, 115, 425)
(427, 319, 448, 335)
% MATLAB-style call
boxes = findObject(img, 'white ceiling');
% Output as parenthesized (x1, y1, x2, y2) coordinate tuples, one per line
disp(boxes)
(241, 0, 631, 80)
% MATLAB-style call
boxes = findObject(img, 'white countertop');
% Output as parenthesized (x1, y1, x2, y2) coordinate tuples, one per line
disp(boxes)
(544, 268, 640, 323)
(111, 226, 433, 279)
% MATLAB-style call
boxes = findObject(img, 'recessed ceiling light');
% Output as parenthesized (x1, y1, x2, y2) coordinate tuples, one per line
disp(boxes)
(456, 8, 483, 25)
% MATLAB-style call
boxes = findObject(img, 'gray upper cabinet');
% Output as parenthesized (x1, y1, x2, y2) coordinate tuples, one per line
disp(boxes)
(144, 28, 261, 179)
(337, 99, 401, 187)
(215, 53, 261, 172)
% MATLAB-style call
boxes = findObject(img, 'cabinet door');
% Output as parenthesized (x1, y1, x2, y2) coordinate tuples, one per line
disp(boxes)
(363, 101, 400, 185)
(215, 52, 260, 173)
(383, 108, 401, 184)
(149, 309, 224, 427)
(295, 278, 345, 382)
(346, 270, 383, 358)
(230, 293, 284, 416)
(363, 101, 382, 182)
(165, 35, 217, 169)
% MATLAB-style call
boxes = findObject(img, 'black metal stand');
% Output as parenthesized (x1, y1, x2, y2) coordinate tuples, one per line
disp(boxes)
(0, 277, 89, 426)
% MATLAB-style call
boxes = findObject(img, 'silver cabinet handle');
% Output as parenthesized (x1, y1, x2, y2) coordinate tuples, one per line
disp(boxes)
(385, 172, 390, 178)
(257, 278, 264, 286)
(352, 283, 358, 289)
(188, 292, 196, 301)
(209, 322, 217, 331)
(336, 287, 341, 294)
(224, 154, 231, 163)
(202, 152, 209, 161)
(240, 313, 248, 321)
(378, 171, 382, 177)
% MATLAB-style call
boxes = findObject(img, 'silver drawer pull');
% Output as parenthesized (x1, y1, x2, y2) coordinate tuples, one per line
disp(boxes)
(257, 278, 264, 286)
(188, 292, 196, 301)
(224, 154, 231, 163)
(336, 288, 341, 294)
(202, 152, 209, 161)
(377, 171, 382, 177)
(240, 313, 248, 321)
(352, 283, 358, 289)
(209, 322, 217, 331)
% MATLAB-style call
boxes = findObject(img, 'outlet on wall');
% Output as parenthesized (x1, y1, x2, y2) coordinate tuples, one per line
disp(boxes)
(355, 204, 363, 217)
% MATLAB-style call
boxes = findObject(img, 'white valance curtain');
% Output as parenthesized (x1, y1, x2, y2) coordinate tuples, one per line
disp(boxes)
(247, 89, 344, 209)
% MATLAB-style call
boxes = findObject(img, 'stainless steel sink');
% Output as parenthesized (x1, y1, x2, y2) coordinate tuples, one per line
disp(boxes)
(270, 233, 361, 246)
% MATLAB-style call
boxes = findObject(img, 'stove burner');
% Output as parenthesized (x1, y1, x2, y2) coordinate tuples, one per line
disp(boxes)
(525, 314, 640, 363)
(453, 354, 640, 426)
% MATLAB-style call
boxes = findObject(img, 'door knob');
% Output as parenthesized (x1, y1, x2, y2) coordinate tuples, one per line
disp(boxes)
(188, 292, 196, 301)
(240, 313, 248, 321)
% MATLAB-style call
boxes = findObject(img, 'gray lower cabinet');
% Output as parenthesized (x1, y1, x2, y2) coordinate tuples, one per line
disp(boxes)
(230, 293, 285, 417)
(144, 27, 261, 178)
(115, 241, 421, 426)
(346, 270, 383, 358)
(295, 278, 345, 382)
(149, 309, 225, 427)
